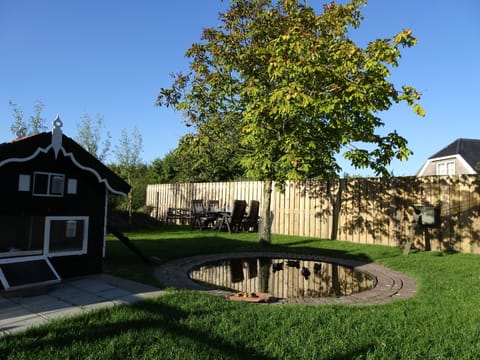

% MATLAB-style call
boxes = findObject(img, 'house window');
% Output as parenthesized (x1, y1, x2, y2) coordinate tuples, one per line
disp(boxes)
(436, 161, 455, 175)
(45, 216, 88, 256)
(33, 172, 65, 196)
(18, 174, 31, 191)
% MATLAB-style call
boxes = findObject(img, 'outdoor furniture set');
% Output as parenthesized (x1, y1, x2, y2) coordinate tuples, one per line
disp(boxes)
(166, 207, 192, 225)
(191, 199, 260, 233)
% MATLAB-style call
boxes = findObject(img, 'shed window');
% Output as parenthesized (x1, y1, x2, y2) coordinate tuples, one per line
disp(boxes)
(67, 179, 78, 194)
(51, 175, 64, 194)
(18, 174, 31, 191)
(45, 216, 88, 256)
(33, 172, 65, 196)
(0, 216, 44, 258)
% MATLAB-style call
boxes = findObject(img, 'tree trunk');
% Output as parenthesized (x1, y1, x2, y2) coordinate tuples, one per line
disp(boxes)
(330, 178, 345, 241)
(259, 258, 272, 293)
(259, 179, 273, 246)
(128, 190, 133, 225)
(127, 173, 133, 224)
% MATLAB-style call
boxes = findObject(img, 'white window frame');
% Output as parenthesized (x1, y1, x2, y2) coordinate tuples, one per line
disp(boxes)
(0, 255, 61, 291)
(436, 160, 455, 175)
(33, 172, 65, 197)
(0, 249, 43, 259)
(44, 216, 89, 257)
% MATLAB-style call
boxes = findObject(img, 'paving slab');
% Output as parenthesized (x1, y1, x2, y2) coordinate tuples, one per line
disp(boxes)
(0, 274, 165, 337)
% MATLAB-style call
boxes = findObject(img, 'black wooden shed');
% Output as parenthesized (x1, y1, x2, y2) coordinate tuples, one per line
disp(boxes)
(0, 117, 130, 291)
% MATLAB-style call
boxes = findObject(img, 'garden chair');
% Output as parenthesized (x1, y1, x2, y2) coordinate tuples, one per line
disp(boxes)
(223, 200, 247, 233)
(204, 200, 220, 228)
(191, 200, 206, 229)
(242, 200, 260, 232)
(206, 200, 220, 213)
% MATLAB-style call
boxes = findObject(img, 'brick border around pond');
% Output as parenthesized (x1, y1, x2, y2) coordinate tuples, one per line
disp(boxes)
(154, 252, 417, 305)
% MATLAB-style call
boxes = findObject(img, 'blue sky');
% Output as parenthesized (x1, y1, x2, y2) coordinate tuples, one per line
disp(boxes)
(1, 0, 479, 177)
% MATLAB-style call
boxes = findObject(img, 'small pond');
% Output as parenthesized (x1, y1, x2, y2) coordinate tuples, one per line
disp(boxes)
(188, 256, 376, 299)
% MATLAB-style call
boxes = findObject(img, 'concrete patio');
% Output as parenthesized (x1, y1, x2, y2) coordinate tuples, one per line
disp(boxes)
(0, 273, 164, 337)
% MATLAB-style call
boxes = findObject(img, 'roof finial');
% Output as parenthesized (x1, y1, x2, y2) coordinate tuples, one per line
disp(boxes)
(52, 114, 63, 159)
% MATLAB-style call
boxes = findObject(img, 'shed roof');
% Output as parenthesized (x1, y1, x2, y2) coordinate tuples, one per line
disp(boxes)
(0, 131, 130, 195)
(429, 138, 480, 172)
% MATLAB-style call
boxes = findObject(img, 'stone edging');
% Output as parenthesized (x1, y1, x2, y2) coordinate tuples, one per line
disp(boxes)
(154, 252, 417, 305)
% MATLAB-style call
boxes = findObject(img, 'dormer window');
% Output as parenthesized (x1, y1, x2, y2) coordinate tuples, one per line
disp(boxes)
(436, 161, 455, 175)
(33, 172, 65, 197)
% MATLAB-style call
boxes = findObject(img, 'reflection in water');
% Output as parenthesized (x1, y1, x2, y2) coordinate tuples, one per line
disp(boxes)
(189, 257, 376, 299)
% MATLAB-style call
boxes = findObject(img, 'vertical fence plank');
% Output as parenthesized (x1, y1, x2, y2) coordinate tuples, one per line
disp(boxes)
(283, 182, 290, 235)
(278, 182, 286, 236)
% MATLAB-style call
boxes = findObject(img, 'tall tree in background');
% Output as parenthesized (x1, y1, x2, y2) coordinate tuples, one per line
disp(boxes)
(9, 99, 47, 137)
(114, 127, 143, 221)
(30, 100, 47, 134)
(76, 113, 111, 162)
(157, 0, 424, 245)
(8, 100, 26, 137)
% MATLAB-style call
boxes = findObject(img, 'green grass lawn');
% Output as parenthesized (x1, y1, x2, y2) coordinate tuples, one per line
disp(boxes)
(2, 224, 480, 359)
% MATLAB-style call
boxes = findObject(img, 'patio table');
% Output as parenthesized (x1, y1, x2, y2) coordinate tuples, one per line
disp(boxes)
(212, 211, 231, 231)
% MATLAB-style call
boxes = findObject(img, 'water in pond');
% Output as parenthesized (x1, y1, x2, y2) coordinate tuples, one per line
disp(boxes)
(188, 257, 375, 299)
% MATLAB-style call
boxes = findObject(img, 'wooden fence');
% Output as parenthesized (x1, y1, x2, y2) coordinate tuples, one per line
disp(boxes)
(146, 175, 480, 254)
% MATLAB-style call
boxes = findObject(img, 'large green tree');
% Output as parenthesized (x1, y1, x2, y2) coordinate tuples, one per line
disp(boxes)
(157, 0, 424, 245)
